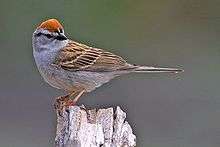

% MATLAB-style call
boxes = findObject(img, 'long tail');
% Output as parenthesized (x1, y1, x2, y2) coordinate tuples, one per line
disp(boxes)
(132, 66, 183, 73)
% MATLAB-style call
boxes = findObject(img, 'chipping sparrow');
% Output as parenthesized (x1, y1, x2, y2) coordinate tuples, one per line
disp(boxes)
(32, 19, 182, 109)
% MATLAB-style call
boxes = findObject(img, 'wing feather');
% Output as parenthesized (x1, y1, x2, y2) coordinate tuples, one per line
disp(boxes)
(54, 40, 133, 71)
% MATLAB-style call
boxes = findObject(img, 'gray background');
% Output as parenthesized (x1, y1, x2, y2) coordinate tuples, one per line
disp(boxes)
(0, 0, 220, 146)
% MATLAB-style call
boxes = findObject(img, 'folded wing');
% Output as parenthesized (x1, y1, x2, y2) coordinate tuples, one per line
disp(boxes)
(54, 41, 134, 72)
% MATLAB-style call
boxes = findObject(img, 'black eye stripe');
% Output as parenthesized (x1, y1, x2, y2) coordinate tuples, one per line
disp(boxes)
(35, 32, 43, 37)
(54, 35, 67, 41)
(35, 32, 67, 40)
(45, 34, 53, 38)
(35, 32, 53, 39)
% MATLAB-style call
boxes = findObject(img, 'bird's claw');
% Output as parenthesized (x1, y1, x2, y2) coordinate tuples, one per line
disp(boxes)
(54, 95, 76, 117)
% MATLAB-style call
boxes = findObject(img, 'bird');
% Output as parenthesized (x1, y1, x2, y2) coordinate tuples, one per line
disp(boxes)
(32, 19, 183, 111)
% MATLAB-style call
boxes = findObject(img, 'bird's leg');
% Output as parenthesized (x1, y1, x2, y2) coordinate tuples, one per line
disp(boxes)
(72, 89, 85, 105)
(71, 89, 87, 112)
(54, 89, 85, 116)
(71, 89, 90, 116)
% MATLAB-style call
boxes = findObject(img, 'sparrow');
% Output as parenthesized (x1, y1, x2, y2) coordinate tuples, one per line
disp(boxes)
(32, 19, 183, 110)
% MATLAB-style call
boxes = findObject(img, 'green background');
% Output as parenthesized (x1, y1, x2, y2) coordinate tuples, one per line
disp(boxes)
(0, 0, 220, 146)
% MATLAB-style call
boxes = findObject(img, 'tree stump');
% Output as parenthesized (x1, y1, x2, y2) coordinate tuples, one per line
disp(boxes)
(55, 105, 136, 147)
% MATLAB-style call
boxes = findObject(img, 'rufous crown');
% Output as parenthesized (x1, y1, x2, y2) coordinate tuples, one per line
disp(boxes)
(37, 19, 63, 32)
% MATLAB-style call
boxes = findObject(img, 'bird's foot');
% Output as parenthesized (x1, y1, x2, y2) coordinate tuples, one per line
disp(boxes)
(54, 95, 75, 116)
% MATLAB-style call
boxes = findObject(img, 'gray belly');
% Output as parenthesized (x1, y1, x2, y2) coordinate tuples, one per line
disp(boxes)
(38, 65, 116, 92)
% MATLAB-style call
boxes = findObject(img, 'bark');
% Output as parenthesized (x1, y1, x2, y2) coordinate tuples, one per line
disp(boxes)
(55, 105, 136, 147)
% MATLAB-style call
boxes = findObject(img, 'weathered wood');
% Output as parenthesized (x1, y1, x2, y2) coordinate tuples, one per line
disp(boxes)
(55, 105, 136, 147)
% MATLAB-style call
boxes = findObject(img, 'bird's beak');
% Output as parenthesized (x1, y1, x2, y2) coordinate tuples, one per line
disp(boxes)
(55, 33, 68, 40)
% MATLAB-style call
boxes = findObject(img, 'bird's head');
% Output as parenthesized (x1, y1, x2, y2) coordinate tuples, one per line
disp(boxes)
(33, 19, 68, 51)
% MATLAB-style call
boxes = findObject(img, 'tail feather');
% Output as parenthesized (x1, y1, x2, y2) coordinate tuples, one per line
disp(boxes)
(132, 66, 183, 73)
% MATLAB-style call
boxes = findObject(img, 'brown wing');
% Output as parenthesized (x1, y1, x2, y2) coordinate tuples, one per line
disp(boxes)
(54, 40, 134, 72)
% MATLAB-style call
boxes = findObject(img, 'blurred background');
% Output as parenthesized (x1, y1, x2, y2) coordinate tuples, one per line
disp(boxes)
(0, 0, 220, 146)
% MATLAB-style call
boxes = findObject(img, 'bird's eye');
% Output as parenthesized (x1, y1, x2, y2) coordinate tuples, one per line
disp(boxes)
(59, 29, 63, 33)
(45, 34, 53, 39)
